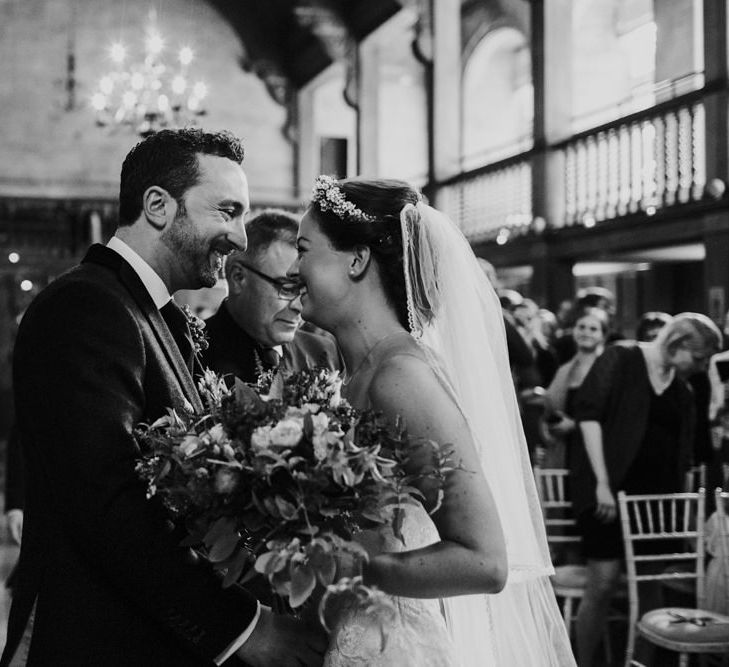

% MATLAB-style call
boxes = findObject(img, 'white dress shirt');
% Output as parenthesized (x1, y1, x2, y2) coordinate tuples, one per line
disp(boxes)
(107, 236, 261, 664)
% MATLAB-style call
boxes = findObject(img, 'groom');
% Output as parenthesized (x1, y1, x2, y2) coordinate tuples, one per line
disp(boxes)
(2, 129, 325, 666)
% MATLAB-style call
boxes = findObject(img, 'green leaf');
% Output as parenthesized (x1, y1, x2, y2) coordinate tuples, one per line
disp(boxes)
(239, 564, 259, 585)
(209, 532, 240, 563)
(289, 563, 316, 608)
(239, 510, 266, 532)
(203, 517, 237, 549)
(311, 551, 336, 586)
(255, 550, 289, 575)
(361, 509, 387, 523)
(275, 496, 299, 520)
(222, 550, 251, 587)
(157, 459, 172, 481)
(253, 551, 277, 574)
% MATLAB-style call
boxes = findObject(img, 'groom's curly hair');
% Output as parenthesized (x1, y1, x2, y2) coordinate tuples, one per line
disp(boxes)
(310, 178, 420, 331)
(117, 128, 245, 226)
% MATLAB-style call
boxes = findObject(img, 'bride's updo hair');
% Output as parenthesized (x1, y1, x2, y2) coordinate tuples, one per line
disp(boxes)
(309, 177, 420, 330)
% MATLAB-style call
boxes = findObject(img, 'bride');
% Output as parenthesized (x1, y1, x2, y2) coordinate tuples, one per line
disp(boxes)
(287, 175, 576, 666)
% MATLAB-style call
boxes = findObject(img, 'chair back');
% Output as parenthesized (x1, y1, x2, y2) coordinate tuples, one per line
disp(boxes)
(618, 490, 707, 628)
(713, 488, 729, 605)
(533, 466, 580, 545)
(685, 463, 707, 493)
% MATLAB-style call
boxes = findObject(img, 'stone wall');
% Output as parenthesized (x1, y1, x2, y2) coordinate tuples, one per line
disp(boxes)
(0, 0, 296, 204)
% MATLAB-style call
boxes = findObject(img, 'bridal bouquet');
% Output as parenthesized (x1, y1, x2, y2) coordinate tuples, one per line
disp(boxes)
(135, 368, 453, 619)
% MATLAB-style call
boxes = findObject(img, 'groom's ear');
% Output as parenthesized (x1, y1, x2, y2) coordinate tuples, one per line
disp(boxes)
(142, 186, 176, 231)
(349, 245, 372, 279)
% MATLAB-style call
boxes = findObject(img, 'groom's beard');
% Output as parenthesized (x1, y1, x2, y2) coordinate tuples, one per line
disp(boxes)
(161, 207, 220, 289)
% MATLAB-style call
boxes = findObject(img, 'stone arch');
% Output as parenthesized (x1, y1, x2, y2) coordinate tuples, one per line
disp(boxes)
(461, 25, 533, 169)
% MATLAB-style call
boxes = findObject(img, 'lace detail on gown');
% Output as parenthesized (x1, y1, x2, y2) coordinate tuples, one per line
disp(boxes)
(324, 504, 456, 666)
(324, 333, 456, 665)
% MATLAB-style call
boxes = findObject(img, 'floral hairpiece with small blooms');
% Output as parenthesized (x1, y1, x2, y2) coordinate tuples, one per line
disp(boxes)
(311, 175, 376, 223)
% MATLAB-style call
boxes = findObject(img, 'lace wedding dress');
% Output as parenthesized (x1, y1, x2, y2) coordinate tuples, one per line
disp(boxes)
(324, 333, 462, 666)
(324, 503, 457, 665)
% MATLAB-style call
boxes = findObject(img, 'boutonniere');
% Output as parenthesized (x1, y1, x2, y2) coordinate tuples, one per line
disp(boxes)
(181, 305, 209, 355)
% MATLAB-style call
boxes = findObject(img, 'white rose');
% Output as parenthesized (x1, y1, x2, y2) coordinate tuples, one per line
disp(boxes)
(178, 434, 201, 458)
(251, 426, 273, 450)
(214, 467, 239, 494)
(206, 423, 226, 444)
(328, 376, 343, 408)
(268, 419, 304, 448)
(284, 407, 307, 420)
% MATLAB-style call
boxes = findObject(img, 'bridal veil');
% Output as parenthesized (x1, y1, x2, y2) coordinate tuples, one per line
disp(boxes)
(400, 202, 576, 666)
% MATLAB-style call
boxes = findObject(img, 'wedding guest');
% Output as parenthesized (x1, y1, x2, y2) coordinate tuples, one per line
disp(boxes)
(705, 496, 729, 615)
(555, 287, 622, 364)
(540, 307, 608, 469)
(476, 264, 534, 376)
(709, 348, 729, 474)
(498, 289, 540, 389)
(636, 311, 672, 342)
(201, 209, 340, 385)
(528, 307, 560, 387)
(571, 313, 722, 667)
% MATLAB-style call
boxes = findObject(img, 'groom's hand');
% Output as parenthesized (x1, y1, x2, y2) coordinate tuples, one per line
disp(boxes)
(235, 607, 327, 666)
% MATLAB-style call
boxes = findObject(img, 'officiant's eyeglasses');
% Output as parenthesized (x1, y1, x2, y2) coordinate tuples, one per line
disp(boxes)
(237, 262, 302, 300)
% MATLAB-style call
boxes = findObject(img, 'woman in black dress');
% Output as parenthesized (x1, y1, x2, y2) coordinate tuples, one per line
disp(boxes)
(570, 313, 722, 667)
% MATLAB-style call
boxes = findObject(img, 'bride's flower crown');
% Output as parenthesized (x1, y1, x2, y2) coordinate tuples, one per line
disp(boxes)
(311, 175, 376, 223)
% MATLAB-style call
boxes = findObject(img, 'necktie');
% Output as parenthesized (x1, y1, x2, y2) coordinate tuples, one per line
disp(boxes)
(258, 347, 281, 371)
(160, 300, 194, 371)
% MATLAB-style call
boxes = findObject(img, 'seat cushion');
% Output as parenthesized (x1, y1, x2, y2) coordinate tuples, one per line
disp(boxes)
(638, 607, 729, 646)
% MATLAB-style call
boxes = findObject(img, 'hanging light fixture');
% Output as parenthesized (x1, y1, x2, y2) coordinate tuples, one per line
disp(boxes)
(90, 10, 208, 136)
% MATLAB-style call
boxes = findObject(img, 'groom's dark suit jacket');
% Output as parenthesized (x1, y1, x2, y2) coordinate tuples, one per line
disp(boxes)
(3, 245, 257, 666)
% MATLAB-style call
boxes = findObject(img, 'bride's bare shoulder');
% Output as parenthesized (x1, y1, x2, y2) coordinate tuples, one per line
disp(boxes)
(367, 352, 453, 418)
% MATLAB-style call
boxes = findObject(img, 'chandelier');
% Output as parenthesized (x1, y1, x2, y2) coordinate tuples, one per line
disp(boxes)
(90, 11, 208, 137)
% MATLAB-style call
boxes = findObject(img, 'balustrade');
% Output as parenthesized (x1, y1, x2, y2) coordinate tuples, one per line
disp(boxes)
(558, 98, 705, 227)
(436, 156, 532, 242)
(434, 89, 711, 241)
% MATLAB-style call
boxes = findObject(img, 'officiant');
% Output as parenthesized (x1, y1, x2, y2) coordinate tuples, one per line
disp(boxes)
(201, 209, 341, 384)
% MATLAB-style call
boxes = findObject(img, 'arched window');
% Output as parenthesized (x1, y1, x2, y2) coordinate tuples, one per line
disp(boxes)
(569, 0, 702, 132)
(461, 27, 533, 170)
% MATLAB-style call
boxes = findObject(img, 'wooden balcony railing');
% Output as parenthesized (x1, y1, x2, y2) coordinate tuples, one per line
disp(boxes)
(556, 93, 706, 227)
(435, 153, 533, 242)
(434, 87, 713, 242)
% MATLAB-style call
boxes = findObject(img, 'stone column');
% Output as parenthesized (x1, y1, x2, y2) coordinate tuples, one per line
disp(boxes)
(432, 0, 461, 183)
(531, 0, 574, 307)
(358, 37, 381, 176)
(702, 0, 729, 184)
(701, 0, 729, 322)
